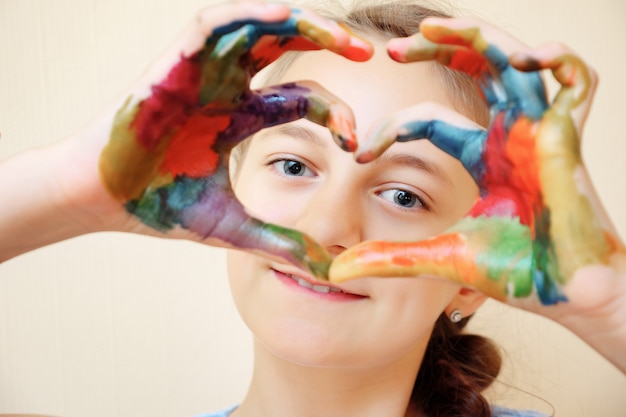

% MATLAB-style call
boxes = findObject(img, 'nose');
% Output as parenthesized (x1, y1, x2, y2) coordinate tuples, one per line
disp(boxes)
(294, 177, 363, 258)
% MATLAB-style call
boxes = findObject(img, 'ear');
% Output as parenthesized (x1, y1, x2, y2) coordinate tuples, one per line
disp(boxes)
(444, 286, 488, 319)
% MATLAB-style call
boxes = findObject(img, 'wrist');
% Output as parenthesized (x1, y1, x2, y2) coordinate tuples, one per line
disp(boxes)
(49, 132, 124, 233)
(550, 254, 626, 373)
(0, 136, 126, 262)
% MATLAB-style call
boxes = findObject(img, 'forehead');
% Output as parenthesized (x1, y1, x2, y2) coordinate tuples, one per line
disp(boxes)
(277, 46, 455, 137)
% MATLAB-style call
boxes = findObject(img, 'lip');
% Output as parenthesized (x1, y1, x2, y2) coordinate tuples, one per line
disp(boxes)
(271, 267, 367, 301)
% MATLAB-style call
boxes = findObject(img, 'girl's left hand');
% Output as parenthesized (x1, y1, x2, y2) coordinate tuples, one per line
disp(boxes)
(328, 17, 626, 372)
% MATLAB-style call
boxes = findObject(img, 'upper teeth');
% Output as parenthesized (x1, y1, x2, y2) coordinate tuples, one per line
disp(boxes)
(289, 274, 342, 293)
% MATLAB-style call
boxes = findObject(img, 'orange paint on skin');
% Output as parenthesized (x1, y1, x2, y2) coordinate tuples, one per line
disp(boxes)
(423, 30, 471, 48)
(505, 117, 543, 232)
(250, 36, 321, 70)
(391, 255, 418, 267)
(506, 118, 541, 194)
(347, 234, 482, 285)
(448, 49, 489, 78)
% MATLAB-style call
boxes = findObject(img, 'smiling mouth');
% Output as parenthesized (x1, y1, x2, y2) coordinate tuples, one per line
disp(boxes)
(286, 273, 344, 294)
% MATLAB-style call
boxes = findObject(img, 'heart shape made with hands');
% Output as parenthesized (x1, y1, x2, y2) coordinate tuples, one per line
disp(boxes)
(99, 5, 622, 306)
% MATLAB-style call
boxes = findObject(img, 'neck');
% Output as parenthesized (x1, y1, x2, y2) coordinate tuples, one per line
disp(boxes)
(233, 338, 427, 417)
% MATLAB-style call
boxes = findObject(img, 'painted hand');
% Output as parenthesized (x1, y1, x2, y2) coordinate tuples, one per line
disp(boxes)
(329, 18, 625, 305)
(99, 2, 373, 278)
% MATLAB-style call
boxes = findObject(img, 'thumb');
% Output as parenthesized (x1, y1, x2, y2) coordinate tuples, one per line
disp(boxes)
(329, 216, 535, 301)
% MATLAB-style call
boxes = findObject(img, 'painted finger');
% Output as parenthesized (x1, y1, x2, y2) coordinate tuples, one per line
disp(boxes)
(356, 102, 486, 182)
(246, 7, 373, 72)
(400, 18, 548, 119)
(386, 34, 505, 109)
(388, 33, 487, 77)
(289, 8, 373, 60)
(226, 217, 333, 280)
(511, 42, 598, 134)
(185, 1, 292, 56)
(420, 17, 548, 118)
(129, 2, 292, 95)
(255, 80, 358, 152)
(329, 215, 542, 303)
(419, 17, 526, 69)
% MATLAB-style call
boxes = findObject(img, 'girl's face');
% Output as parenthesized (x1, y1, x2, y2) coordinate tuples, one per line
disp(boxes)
(227, 47, 479, 369)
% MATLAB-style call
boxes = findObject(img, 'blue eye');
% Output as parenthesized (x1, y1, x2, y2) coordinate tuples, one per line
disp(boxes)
(284, 160, 304, 175)
(271, 159, 315, 177)
(379, 189, 424, 209)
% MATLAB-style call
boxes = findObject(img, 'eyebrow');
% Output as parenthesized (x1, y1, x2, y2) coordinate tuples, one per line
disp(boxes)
(261, 124, 455, 190)
(372, 152, 455, 190)
(269, 124, 329, 148)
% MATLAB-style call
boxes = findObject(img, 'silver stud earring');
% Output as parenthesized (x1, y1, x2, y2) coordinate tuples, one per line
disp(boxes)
(449, 309, 463, 323)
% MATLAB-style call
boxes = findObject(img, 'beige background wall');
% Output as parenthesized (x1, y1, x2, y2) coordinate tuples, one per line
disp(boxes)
(0, 0, 625, 416)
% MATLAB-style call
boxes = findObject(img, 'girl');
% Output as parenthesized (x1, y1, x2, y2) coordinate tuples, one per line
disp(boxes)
(0, 1, 624, 416)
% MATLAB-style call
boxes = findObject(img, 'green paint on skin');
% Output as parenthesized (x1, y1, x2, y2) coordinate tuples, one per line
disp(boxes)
(100, 98, 172, 201)
(261, 223, 332, 279)
(450, 216, 535, 297)
(201, 28, 256, 106)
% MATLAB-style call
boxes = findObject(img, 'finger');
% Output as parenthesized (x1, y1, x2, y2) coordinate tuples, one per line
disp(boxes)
(290, 9, 373, 60)
(329, 215, 541, 302)
(356, 102, 486, 182)
(387, 33, 488, 77)
(244, 7, 373, 72)
(234, 218, 334, 280)
(386, 33, 509, 111)
(420, 17, 525, 66)
(391, 18, 548, 119)
(510, 42, 598, 135)
(129, 2, 292, 94)
(188, 1, 292, 55)
(255, 80, 358, 152)
(421, 17, 548, 119)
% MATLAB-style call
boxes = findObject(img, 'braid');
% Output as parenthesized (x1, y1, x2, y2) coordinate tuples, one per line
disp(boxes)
(412, 315, 502, 416)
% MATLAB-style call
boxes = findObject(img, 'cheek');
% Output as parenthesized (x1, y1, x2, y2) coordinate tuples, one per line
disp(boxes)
(233, 175, 288, 225)
(232, 163, 310, 227)
(226, 250, 250, 308)
(226, 250, 269, 338)
(378, 278, 458, 328)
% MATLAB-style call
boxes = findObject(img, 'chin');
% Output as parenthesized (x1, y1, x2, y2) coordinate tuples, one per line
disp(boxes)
(253, 323, 366, 368)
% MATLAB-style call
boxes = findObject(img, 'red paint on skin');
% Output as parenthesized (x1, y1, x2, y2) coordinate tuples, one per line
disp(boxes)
(469, 114, 541, 227)
(251, 36, 320, 70)
(386, 47, 405, 63)
(427, 31, 472, 48)
(132, 54, 202, 150)
(159, 113, 229, 177)
(447, 49, 488, 78)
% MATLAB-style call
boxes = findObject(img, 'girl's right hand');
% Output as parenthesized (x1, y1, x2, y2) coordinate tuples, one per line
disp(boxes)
(1, 1, 373, 276)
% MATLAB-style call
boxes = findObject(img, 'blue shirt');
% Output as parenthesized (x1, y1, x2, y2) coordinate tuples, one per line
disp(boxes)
(196, 405, 549, 416)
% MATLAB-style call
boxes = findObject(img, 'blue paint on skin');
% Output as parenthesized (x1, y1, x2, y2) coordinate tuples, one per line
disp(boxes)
(212, 14, 302, 51)
(481, 44, 548, 122)
(397, 119, 487, 184)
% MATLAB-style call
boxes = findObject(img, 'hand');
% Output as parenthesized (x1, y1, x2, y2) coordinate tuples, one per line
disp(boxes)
(97, 1, 373, 278)
(329, 18, 625, 309)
